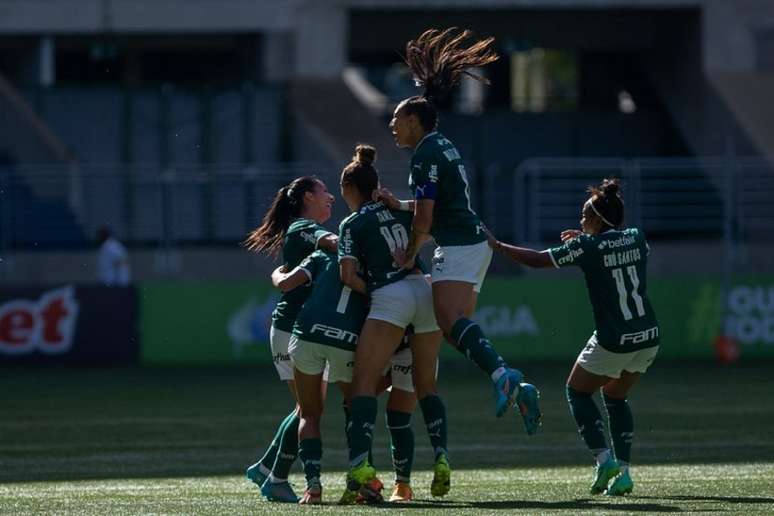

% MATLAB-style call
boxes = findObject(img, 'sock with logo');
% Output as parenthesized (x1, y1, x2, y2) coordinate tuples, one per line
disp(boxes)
(348, 396, 377, 468)
(298, 438, 322, 487)
(566, 385, 608, 455)
(269, 410, 299, 481)
(603, 394, 634, 464)
(257, 410, 295, 470)
(386, 410, 414, 483)
(419, 395, 448, 460)
(450, 318, 507, 376)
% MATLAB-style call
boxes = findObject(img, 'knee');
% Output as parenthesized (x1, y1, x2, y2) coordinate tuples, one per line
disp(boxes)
(565, 384, 591, 403)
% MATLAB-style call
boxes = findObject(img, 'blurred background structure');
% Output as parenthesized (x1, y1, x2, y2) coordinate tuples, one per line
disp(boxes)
(0, 0, 773, 366)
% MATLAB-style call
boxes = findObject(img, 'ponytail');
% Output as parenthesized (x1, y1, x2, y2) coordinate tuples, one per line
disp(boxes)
(244, 176, 319, 256)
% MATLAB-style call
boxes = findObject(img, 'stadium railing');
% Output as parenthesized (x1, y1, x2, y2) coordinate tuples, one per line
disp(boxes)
(1, 157, 772, 250)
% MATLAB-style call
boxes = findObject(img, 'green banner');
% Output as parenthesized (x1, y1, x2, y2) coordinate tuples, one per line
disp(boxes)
(140, 276, 774, 365)
(141, 281, 278, 365)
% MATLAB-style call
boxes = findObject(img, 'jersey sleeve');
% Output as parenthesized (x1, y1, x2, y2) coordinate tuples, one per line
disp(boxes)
(338, 217, 359, 262)
(547, 235, 592, 268)
(311, 225, 333, 249)
(299, 251, 329, 281)
(411, 155, 439, 201)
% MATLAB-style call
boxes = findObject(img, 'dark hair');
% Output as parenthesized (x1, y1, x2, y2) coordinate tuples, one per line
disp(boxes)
(587, 177, 624, 229)
(341, 144, 379, 202)
(244, 176, 320, 256)
(398, 28, 499, 131)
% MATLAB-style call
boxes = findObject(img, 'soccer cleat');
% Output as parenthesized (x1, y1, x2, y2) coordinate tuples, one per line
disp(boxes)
(358, 478, 385, 504)
(389, 482, 413, 502)
(591, 456, 620, 495)
(349, 459, 377, 486)
(606, 470, 634, 496)
(245, 462, 268, 487)
(338, 481, 360, 506)
(515, 383, 542, 435)
(298, 487, 322, 505)
(260, 480, 300, 503)
(493, 368, 523, 417)
(430, 454, 451, 497)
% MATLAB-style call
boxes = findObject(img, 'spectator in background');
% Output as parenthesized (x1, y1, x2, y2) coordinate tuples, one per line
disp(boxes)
(96, 226, 131, 286)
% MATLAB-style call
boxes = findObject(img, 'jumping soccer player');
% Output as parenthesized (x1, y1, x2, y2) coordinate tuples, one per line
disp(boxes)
(335, 145, 445, 501)
(376, 28, 541, 433)
(243, 177, 336, 502)
(486, 178, 659, 496)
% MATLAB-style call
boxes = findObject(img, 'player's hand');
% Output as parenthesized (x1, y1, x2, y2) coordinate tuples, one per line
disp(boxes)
(560, 229, 582, 242)
(482, 224, 500, 251)
(392, 246, 416, 270)
(373, 187, 400, 210)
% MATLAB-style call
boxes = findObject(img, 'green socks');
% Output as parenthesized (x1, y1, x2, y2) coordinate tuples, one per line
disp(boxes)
(419, 395, 448, 460)
(298, 438, 322, 485)
(603, 394, 634, 464)
(566, 385, 608, 454)
(348, 396, 377, 467)
(269, 411, 299, 481)
(258, 409, 296, 471)
(386, 410, 414, 483)
(450, 318, 506, 376)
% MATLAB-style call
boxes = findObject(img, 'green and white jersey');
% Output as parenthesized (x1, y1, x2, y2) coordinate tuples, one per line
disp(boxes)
(338, 201, 415, 292)
(292, 250, 369, 352)
(547, 228, 659, 353)
(409, 131, 486, 247)
(271, 218, 333, 332)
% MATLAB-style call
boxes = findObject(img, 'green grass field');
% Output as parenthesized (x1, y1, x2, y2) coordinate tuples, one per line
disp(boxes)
(2, 360, 774, 514)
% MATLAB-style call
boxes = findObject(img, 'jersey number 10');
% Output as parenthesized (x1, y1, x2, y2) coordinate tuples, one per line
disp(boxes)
(380, 224, 409, 253)
(611, 266, 646, 321)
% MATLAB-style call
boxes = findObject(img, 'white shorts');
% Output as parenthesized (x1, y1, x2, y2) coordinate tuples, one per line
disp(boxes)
(577, 333, 659, 379)
(269, 326, 294, 381)
(431, 240, 492, 293)
(369, 275, 439, 334)
(383, 347, 415, 393)
(288, 335, 354, 384)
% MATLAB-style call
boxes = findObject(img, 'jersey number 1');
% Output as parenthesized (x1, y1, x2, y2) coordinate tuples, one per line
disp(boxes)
(611, 266, 646, 320)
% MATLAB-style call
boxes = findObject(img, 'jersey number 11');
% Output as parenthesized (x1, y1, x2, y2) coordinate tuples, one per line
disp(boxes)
(611, 266, 646, 321)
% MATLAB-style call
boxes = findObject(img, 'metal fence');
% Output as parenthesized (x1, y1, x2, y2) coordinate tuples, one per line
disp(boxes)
(481, 156, 774, 244)
(1, 157, 773, 250)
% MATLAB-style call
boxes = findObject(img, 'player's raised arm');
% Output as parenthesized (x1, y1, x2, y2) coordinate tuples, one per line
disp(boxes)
(485, 228, 554, 269)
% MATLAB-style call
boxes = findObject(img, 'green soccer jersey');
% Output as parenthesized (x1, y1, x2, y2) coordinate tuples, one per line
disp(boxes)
(338, 201, 415, 292)
(271, 218, 333, 332)
(409, 131, 486, 247)
(292, 250, 369, 352)
(547, 228, 660, 353)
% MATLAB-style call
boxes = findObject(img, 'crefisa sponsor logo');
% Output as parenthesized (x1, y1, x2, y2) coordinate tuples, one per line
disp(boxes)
(0, 286, 79, 355)
(725, 285, 774, 345)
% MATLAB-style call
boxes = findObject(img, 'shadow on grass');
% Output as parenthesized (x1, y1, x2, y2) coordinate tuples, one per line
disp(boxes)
(377, 498, 683, 512)
(636, 494, 774, 504)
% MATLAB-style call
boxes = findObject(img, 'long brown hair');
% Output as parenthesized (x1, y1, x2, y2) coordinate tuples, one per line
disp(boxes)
(400, 28, 499, 130)
(243, 176, 320, 257)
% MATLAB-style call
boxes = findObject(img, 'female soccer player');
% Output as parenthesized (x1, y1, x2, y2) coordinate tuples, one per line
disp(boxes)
(275, 254, 420, 504)
(377, 28, 540, 432)
(486, 178, 659, 496)
(335, 145, 449, 500)
(243, 176, 336, 502)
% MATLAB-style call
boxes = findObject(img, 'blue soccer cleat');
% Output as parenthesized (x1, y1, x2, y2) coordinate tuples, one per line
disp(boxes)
(606, 470, 634, 496)
(494, 368, 523, 417)
(515, 383, 542, 435)
(591, 456, 620, 495)
(261, 480, 300, 503)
